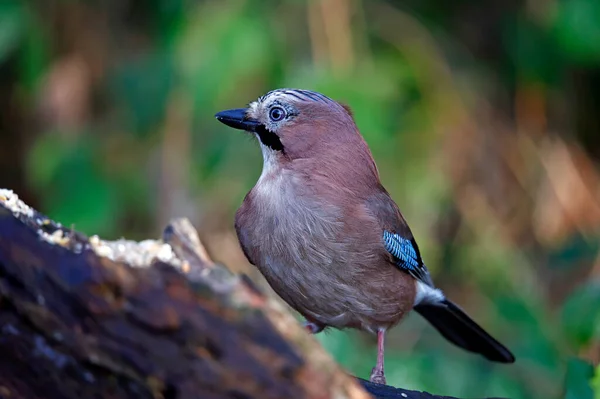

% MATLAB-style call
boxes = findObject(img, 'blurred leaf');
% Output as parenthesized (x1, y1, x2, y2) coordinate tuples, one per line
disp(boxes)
(317, 330, 361, 369)
(47, 166, 118, 237)
(548, 233, 600, 270)
(155, 0, 186, 47)
(178, 2, 274, 109)
(552, 0, 600, 65)
(0, 0, 24, 64)
(26, 135, 120, 236)
(504, 14, 562, 84)
(26, 133, 72, 190)
(564, 358, 594, 399)
(17, 11, 49, 91)
(110, 51, 175, 136)
(561, 279, 600, 348)
(493, 295, 562, 380)
(592, 365, 600, 399)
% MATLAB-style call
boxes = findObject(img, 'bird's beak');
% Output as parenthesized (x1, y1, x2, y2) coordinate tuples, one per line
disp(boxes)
(215, 108, 260, 132)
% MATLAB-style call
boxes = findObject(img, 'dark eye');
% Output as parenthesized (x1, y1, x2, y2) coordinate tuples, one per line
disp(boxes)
(269, 106, 286, 122)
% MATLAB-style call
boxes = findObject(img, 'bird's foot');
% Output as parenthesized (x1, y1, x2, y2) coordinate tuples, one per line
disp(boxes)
(370, 328, 387, 384)
(302, 320, 324, 334)
(369, 367, 386, 385)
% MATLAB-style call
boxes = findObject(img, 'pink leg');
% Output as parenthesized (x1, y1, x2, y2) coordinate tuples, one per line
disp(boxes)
(369, 329, 386, 384)
(302, 320, 324, 334)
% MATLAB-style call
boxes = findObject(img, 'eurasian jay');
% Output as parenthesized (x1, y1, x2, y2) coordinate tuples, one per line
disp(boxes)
(215, 88, 515, 384)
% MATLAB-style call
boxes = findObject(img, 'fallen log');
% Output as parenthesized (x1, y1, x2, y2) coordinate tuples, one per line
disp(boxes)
(0, 189, 503, 399)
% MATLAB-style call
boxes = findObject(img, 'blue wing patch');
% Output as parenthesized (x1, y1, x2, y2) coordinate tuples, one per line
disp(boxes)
(383, 230, 433, 286)
(383, 231, 419, 270)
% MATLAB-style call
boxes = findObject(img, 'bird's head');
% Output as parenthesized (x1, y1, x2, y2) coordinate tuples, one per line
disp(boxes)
(215, 88, 360, 160)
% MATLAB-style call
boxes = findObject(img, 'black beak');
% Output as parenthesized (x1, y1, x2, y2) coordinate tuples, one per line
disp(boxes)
(215, 108, 260, 132)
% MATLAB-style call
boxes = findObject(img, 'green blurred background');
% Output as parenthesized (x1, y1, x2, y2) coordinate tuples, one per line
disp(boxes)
(0, 0, 599, 398)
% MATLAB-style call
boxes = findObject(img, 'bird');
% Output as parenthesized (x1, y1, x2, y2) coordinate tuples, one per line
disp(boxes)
(215, 88, 515, 384)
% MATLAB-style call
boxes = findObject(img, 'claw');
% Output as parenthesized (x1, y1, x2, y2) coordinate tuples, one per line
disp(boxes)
(369, 367, 386, 385)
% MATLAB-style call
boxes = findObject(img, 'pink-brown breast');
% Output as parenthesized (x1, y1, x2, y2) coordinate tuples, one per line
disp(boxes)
(234, 164, 417, 333)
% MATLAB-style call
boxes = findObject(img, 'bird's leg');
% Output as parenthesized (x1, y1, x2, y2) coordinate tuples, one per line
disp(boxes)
(302, 320, 325, 334)
(369, 329, 387, 384)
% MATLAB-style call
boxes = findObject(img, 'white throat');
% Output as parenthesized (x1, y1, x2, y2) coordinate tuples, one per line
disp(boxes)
(258, 142, 278, 178)
(254, 142, 285, 199)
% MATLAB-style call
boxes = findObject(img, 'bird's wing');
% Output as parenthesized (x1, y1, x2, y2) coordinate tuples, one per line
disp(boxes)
(364, 187, 435, 287)
(382, 230, 434, 287)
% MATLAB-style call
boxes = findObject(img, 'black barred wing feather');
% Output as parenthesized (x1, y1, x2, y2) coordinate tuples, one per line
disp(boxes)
(383, 230, 434, 287)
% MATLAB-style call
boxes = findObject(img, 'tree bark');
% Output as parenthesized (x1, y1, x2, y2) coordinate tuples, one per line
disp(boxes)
(0, 189, 502, 399)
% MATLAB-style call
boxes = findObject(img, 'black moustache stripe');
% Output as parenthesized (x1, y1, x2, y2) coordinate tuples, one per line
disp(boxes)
(256, 125, 285, 153)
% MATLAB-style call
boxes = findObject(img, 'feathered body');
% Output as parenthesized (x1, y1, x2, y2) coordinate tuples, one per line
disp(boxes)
(235, 128, 417, 333)
(216, 89, 514, 384)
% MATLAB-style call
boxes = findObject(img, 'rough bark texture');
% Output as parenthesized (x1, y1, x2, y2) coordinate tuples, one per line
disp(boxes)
(0, 189, 502, 399)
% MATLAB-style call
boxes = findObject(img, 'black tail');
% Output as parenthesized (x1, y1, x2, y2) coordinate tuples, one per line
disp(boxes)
(415, 299, 515, 363)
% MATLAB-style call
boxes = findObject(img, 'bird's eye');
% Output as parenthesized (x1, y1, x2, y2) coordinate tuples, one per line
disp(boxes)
(269, 107, 286, 122)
